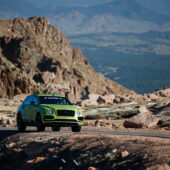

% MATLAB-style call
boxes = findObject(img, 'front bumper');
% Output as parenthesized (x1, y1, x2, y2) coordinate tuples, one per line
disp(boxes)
(43, 115, 84, 127)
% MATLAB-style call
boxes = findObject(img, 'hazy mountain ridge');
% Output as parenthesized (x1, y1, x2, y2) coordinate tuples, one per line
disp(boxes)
(136, 0, 170, 15)
(1, 0, 170, 35)
(69, 31, 170, 55)
(0, 0, 43, 19)
(27, 0, 108, 8)
(46, 0, 170, 35)
(68, 31, 170, 93)
(27, 0, 170, 16)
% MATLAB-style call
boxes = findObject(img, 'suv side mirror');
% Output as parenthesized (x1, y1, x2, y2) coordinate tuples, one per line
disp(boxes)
(31, 101, 36, 105)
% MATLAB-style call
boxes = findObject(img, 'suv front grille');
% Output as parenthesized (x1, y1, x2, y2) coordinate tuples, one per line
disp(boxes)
(57, 110, 75, 117)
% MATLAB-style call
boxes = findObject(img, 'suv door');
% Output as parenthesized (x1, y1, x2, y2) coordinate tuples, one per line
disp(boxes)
(30, 96, 39, 122)
(20, 96, 29, 121)
(24, 95, 33, 122)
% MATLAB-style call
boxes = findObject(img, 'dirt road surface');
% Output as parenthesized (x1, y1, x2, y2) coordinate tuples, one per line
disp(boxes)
(0, 127, 170, 170)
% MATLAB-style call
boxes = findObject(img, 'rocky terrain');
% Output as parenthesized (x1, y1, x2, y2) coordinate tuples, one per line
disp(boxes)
(0, 88, 170, 129)
(0, 130, 170, 170)
(0, 91, 170, 170)
(0, 17, 135, 102)
(0, 89, 170, 170)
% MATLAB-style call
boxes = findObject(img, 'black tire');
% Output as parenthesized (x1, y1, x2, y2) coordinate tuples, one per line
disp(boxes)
(71, 126, 81, 132)
(36, 114, 45, 131)
(17, 113, 26, 132)
(51, 126, 61, 131)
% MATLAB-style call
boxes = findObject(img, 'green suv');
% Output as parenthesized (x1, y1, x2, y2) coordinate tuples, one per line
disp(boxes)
(17, 94, 84, 132)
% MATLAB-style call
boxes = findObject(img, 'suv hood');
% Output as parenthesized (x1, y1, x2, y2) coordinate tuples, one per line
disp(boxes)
(40, 104, 78, 111)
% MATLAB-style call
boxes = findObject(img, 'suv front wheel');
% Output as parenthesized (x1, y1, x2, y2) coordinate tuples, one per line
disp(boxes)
(36, 114, 45, 131)
(17, 113, 26, 132)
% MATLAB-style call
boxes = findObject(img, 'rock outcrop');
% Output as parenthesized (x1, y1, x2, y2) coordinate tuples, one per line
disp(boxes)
(143, 88, 170, 101)
(123, 107, 159, 128)
(0, 17, 135, 101)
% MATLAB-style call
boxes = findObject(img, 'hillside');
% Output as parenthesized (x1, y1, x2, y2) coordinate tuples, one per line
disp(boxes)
(0, 17, 135, 100)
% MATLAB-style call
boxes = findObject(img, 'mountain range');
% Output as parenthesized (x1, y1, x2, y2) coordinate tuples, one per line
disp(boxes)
(69, 31, 170, 93)
(1, 0, 170, 34)
(136, 0, 170, 15)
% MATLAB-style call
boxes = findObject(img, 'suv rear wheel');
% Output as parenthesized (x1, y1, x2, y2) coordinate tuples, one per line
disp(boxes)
(17, 113, 26, 132)
(71, 126, 81, 132)
(36, 114, 45, 131)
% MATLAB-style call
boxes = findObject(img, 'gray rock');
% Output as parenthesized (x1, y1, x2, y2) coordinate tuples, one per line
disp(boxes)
(158, 119, 170, 128)
(123, 113, 159, 128)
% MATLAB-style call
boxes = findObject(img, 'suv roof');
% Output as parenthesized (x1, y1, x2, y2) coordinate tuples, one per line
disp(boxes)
(34, 94, 65, 98)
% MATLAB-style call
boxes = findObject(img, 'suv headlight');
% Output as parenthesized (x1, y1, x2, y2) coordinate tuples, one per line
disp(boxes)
(77, 111, 81, 116)
(49, 110, 54, 115)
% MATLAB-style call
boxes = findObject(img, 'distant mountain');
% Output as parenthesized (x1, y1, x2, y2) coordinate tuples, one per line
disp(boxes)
(0, 0, 43, 19)
(27, 0, 108, 8)
(1, 0, 170, 35)
(136, 0, 170, 16)
(73, 0, 170, 23)
(47, 0, 170, 35)
(27, 0, 170, 15)
(68, 31, 170, 93)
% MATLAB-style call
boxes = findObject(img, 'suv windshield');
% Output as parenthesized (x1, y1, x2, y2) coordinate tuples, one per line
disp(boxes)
(39, 96, 72, 105)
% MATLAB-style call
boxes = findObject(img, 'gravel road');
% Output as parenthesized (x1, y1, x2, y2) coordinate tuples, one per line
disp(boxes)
(0, 127, 170, 140)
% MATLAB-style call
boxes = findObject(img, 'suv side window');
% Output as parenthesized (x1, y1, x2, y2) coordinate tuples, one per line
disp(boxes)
(26, 96, 33, 105)
(32, 96, 39, 105)
(23, 96, 29, 105)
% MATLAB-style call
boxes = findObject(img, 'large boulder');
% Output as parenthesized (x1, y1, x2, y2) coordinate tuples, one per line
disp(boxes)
(97, 96, 106, 104)
(143, 88, 170, 102)
(138, 106, 149, 114)
(155, 88, 170, 98)
(113, 95, 130, 104)
(151, 101, 170, 116)
(147, 93, 159, 101)
(100, 94, 115, 105)
(158, 118, 170, 128)
(123, 112, 159, 128)
(80, 94, 100, 106)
